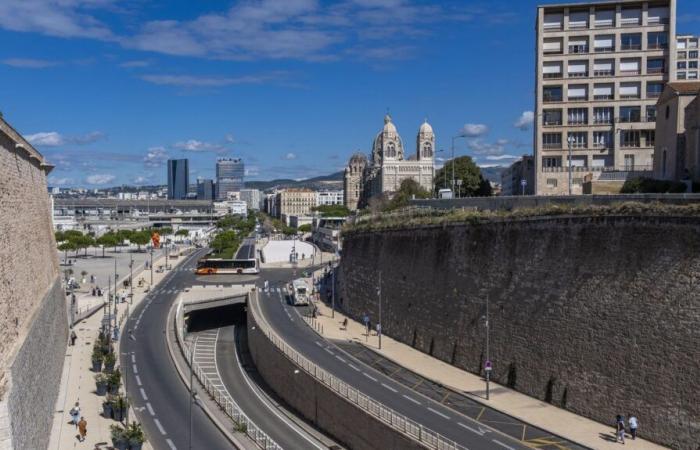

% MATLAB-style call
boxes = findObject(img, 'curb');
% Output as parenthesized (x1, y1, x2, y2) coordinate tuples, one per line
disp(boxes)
(164, 284, 251, 450)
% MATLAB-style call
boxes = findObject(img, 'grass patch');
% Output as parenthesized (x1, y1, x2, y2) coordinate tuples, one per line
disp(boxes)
(211, 247, 237, 259)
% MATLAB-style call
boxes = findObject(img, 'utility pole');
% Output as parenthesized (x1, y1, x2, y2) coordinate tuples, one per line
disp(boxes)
(107, 275, 112, 341)
(331, 263, 335, 319)
(129, 253, 133, 304)
(188, 347, 194, 450)
(567, 135, 574, 196)
(451, 136, 456, 194)
(150, 249, 154, 286)
(485, 294, 491, 400)
(377, 271, 382, 350)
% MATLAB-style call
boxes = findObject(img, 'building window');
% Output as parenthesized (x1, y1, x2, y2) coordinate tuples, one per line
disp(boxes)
(567, 108, 588, 125)
(568, 36, 589, 54)
(647, 6, 669, 24)
(646, 82, 664, 99)
(546, 178, 558, 187)
(568, 60, 588, 77)
(620, 33, 642, 51)
(620, 106, 641, 123)
(690, 61, 699, 69)
(642, 130, 655, 147)
(620, 131, 641, 148)
(678, 51, 687, 59)
(646, 105, 657, 122)
(543, 37, 563, 54)
(422, 143, 433, 158)
(678, 72, 687, 80)
(666, 105, 670, 119)
(619, 82, 641, 100)
(543, 109, 563, 126)
(567, 84, 588, 101)
(568, 10, 588, 29)
(647, 58, 665, 74)
(594, 35, 615, 52)
(544, 12, 563, 30)
(593, 83, 614, 100)
(678, 61, 687, 70)
(593, 107, 613, 124)
(543, 61, 563, 78)
(543, 86, 563, 102)
(593, 131, 612, 148)
(623, 154, 635, 170)
(543, 133, 562, 149)
(594, 59, 614, 76)
(690, 50, 699, 59)
(689, 71, 699, 80)
(567, 132, 587, 149)
(647, 32, 668, 50)
(620, 58, 641, 75)
(594, 8, 615, 27)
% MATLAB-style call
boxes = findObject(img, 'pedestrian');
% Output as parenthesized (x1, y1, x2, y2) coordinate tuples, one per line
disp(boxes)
(77, 417, 87, 442)
(70, 330, 77, 346)
(616, 415, 626, 444)
(69, 402, 80, 426)
(628, 414, 638, 440)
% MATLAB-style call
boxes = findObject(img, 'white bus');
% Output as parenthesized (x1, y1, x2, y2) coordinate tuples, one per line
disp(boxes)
(290, 279, 310, 306)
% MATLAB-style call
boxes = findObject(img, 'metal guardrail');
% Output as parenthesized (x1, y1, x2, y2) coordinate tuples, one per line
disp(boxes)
(249, 291, 468, 450)
(175, 300, 283, 450)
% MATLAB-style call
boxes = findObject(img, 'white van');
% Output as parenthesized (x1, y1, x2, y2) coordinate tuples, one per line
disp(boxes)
(290, 279, 310, 306)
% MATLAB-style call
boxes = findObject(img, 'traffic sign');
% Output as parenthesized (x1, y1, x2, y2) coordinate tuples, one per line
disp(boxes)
(363, 315, 369, 325)
(521, 179, 527, 187)
(484, 360, 492, 372)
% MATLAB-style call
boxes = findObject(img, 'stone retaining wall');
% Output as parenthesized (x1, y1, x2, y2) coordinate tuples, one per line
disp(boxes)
(338, 216, 700, 450)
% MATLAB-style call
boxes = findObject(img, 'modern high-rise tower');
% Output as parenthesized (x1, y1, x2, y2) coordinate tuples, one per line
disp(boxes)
(216, 157, 244, 200)
(167, 159, 189, 200)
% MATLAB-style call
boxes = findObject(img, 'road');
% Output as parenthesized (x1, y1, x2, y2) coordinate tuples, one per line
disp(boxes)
(121, 249, 234, 450)
(234, 238, 256, 260)
(256, 266, 544, 450)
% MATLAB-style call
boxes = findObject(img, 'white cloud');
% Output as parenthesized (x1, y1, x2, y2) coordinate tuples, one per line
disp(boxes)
(467, 139, 508, 156)
(486, 154, 519, 160)
(132, 174, 153, 184)
(173, 139, 226, 153)
(245, 166, 260, 177)
(49, 177, 74, 186)
(143, 146, 169, 168)
(85, 173, 116, 185)
(514, 111, 534, 130)
(141, 73, 283, 87)
(284, 152, 297, 160)
(25, 130, 105, 146)
(119, 60, 150, 68)
(224, 134, 235, 144)
(460, 124, 489, 137)
(2, 58, 57, 68)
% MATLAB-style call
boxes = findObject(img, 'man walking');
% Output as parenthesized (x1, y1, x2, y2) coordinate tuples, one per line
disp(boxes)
(77, 417, 87, 442)
(628, 414, 638, 440)
(70, 330, 77, 346)
(616, 414, 626, 444)
(69, 402, 80, 426)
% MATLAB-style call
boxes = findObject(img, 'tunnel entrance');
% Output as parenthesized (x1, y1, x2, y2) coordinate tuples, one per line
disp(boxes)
(186, 303, 246, 333)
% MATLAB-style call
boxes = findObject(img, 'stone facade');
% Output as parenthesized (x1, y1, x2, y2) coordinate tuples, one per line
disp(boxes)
(0, 117, 68, 450)
(338, 216, 700, 450)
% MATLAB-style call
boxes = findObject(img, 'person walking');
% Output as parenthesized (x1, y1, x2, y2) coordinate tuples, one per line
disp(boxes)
(628, 415, 638, 440)
(616, 415, 626, 444)
(69, 402, 80, 426)
(77, 417, 87, 442)
(70, 330, 77, 346)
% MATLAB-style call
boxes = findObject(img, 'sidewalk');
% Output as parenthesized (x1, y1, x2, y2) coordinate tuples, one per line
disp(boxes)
(48, 247, 190, 450)
(305, 269, 666, 450)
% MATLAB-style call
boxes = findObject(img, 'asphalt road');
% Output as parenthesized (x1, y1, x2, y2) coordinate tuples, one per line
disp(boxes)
(234, 238, 256, 260)
(121, 249, 234, 450)
(257, 267, 532, 450)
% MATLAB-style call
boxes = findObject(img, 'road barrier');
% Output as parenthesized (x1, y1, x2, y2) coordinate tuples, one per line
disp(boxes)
(175, 298, 283, 450)
(249, 290, 468, 450)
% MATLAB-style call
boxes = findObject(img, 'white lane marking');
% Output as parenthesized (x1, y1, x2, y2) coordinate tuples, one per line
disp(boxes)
(135, 375, 142, 386)
(427, 407, 450, 420)
(146, 402, 155, 416)
(458, 422, 485, 435)
(492, 439, 515, 450)
(140, 388, 148, 400)
(348, 363, 361, 372)
(133, 364, 138, 374)
(363, 372, 378, 382)
(403, 394, 421, 405)
(324, 348, 334, 355)
(166, 438, 177, 450)
(381, 383, 398, 393)
(314, 341, 323, 347)
(131, 354, 136, 363)
(335, 355, 347, 363)
(154, 418, 166, 435)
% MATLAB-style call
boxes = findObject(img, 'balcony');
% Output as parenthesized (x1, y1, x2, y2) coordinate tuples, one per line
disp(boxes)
(568, 119, 588, 125)
(543, 143, 563, 149)
(594, 46, 615, 53)
(647, 43, 668, 50)
(543, 95, 563, 103)
(594, 94, 614, 100)
(568, 96, 589, 102)
(594, 118, 614, 124)
(543, 120, 563, 126)
(619, 70, 641, 76)
(620, 44, 642, 51)
(594, 70, 614, 77)
(646, 67, 665, 74)
(646, 91, 662, 98)
(543, 73, 563, 79)
(568, 71, 589, 78)
(620, 94, 641, 100)
(569, 45, 589, 54)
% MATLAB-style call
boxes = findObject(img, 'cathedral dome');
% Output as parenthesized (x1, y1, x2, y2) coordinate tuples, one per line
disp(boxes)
(419, 120, 433, 134)
(383, 114, 397, 133)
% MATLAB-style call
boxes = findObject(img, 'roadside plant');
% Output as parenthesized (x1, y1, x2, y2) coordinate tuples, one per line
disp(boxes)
(126, 422, 146, 449)
(107, 368, 121, 394)
(110, 424, 129, 450)
(91, 346, 104, 372)
(103, 351, 116, 373)
(95, 373, 109, 396)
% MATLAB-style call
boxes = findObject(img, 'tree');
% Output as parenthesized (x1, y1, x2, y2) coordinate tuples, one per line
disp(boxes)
(55, 231, 65, 243)
(387, 179, 431, 210)
(96, 233, 119, 258)
(72, 234, 95, 257)
(298, 224, 313, 233)
(434, 156, 492, 197)
(130, 231, 150, 251)
(175, 229, 189, 236)
(58, 241, 77, 263)
(116, 230, 133, 247)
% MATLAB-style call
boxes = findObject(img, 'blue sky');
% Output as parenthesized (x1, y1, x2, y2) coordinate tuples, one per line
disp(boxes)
(1, 0, 699, 187)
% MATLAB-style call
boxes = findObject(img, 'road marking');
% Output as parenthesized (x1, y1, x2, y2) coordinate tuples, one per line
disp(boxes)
(324, 348, 334, 355)
(131, 355, 136, 363)
(348, 363, 361, 372)
(140, 388, 148, 400)
(133, 364, 138, 374)
(135, 375, 142, 386)
(314, 341, 323, 347)
(427, 407, 450, 420)
(403, 394, 421, 405)
(363, 372, 378, 382)
(146, 402, 155, 416)
(154, 418, 166, 435)
(335, 355, 347, 363)
(492, 439, 516, 450)
(166, 438, 176, 449)
(381, 383, 398, 393)
(458, 422, 485, 435)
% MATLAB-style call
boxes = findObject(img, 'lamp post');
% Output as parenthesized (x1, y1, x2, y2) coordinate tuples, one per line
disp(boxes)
(150, 248, 154, 286)
(331, 263, 335, 319)
(567, 135, 575, 196)
(485, 294, 491, 400)
(377, 271, 382, 350)
(129, 253, 133, 305)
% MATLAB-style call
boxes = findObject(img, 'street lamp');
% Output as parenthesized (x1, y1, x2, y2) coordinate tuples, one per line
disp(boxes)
(377, 271, 382, 350)
(567, 134, 575, 196)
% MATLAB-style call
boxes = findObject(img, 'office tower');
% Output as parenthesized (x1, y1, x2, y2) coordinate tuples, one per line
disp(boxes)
(196, 178, 215, 201)
(167, 159, 189, 200)
(216, 157, 244, 200)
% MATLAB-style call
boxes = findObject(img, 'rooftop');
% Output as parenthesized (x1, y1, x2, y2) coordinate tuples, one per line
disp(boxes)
(538, 0, 669, 10)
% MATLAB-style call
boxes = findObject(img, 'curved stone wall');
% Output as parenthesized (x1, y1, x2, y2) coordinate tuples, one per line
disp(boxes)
(0, 120, 68, 450)
(339, 216, 700, 450)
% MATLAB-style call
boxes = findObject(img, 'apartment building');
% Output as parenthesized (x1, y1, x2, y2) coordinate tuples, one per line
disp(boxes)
(535, 0, 676, 195)
(501, 155, 535, 195)
(675, 34, 700, 80)
(276, 188, 317, 224)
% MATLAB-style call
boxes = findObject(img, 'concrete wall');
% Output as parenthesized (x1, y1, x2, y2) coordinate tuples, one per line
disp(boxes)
(338, 216, 700, 450)
(246, 308, 422, 450)
(0, 120, 68, 450)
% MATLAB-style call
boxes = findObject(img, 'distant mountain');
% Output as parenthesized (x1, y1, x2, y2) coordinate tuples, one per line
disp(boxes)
(479, 166, 507, 184)
(246, 171, 344, 191)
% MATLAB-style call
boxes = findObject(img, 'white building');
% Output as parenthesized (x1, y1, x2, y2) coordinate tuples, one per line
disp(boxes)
(240, 189, 262, 211)
(316, 190, 344, 206)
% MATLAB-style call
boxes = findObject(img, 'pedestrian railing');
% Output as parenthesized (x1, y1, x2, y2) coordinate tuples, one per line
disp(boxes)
(175, 300, 283, 450)
(249, 291, 468, 450)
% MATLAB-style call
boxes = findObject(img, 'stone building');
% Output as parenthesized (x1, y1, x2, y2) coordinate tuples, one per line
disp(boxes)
(275, 188, 317, 224)
(344, 115, 435, 211)
(653, 81, 700, 181)
(501, 155, 535, 196)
